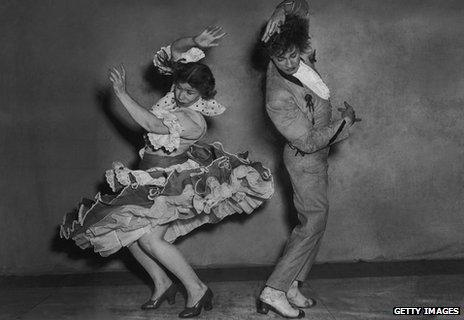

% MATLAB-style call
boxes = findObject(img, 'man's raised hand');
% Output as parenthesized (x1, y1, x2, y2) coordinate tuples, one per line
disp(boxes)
(337, 101, 362, 125)
(261, 7, 286, 43)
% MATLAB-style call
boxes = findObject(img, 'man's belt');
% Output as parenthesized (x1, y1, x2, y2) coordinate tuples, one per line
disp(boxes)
(288, 119, 347, 157)
(288, 143, 308, 156)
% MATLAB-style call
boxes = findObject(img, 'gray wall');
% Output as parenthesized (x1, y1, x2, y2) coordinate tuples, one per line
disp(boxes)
(1, 0, 463, 275)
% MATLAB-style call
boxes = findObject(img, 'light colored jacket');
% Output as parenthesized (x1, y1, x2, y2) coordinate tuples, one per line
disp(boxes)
(265, 62, 348, 165)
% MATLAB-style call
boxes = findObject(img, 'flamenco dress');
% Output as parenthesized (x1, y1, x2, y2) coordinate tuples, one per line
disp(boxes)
(60, 51, 274, 256)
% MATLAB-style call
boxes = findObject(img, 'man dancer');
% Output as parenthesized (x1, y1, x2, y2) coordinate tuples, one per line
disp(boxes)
(257, 0, 360, 318)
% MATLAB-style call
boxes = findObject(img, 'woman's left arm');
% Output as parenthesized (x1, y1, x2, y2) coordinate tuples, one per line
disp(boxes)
(109, 65, 170, 134)
(170, 25, 226, 61)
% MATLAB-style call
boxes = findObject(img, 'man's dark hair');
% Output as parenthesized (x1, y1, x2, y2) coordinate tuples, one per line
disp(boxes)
(264, 14, 310, 57)
(173, 62, 217, 100)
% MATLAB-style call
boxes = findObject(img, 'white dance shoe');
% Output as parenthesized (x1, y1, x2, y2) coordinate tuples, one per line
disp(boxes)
(257, 286, 305, 318)
(287, 281, 316, 309)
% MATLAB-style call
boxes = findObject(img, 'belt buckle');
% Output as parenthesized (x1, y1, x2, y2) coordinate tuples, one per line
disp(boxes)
(288, 143, 305, 157)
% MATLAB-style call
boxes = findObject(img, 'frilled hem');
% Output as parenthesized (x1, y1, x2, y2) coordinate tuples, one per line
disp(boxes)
(60, 142, 274, 256)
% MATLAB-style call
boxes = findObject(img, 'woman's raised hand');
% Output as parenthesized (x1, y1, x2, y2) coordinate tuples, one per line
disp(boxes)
(109, 64, 126, 95)
(193, 25, 227, 48)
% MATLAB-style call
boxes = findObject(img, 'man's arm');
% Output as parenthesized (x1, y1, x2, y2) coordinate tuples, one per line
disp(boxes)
(262, 0, 309, 42)
(276, 0, 309, 18)
(266, 90, 348, 154)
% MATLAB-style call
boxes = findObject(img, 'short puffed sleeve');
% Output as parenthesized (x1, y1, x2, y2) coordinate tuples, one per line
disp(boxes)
(153, 45, 205, 74)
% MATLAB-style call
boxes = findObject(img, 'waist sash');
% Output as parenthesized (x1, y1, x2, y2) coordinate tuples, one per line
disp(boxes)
(138, 151, 189, 170)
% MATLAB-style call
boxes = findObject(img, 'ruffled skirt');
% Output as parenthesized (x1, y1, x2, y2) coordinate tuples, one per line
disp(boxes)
(60, 142, 274, 257)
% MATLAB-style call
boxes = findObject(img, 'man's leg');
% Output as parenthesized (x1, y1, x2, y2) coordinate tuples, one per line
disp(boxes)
(266, 164, 329, 292)
(295, 218, 325, 282)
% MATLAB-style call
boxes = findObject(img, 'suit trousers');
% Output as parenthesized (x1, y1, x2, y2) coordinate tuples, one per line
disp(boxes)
(266, 145, 329, 292)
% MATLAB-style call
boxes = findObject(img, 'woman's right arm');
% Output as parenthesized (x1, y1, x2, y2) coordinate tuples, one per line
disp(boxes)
(170, 26, 226, 61)
(109, 65, 170, 134)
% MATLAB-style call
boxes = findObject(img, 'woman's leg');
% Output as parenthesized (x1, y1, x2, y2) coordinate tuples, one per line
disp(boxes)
(128, 242, 173, 300)
(138, 226, 207, 307)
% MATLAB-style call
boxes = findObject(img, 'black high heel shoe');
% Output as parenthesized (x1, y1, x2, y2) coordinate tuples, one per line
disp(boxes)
(257, 299, 305, 318)
(178, 287, 213, 318)
(141, 283, 178, 310)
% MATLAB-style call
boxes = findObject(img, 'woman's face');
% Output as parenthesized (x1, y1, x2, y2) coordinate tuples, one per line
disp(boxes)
(271, 46, 301, 75)
(174, 82, 201, 107)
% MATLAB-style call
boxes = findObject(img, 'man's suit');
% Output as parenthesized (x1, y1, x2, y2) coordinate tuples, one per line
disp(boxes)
(265, 60, 349, 291)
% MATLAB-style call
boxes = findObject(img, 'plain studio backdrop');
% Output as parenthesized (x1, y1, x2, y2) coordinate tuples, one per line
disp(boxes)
(0, 0, 463, 275)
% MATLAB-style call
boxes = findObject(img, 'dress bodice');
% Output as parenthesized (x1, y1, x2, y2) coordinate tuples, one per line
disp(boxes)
(141, 91, 212, 157)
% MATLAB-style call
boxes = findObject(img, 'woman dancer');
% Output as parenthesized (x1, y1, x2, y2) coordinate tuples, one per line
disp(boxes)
(60, 26, 274, 318)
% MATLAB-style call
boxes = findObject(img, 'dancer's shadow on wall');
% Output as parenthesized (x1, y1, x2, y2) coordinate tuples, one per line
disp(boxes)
(250, 27, 299, 231)
(51, 63, 176, 282)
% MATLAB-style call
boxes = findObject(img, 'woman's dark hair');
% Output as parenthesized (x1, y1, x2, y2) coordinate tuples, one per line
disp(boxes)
(264, 14, 310, 57)
(172, 62, 216, 100)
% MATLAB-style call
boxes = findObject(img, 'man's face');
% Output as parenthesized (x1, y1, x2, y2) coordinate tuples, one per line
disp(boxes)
(271, 47, 301, 75)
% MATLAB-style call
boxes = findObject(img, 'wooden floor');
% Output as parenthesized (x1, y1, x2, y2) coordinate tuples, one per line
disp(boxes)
(1, 265, 463, 320)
